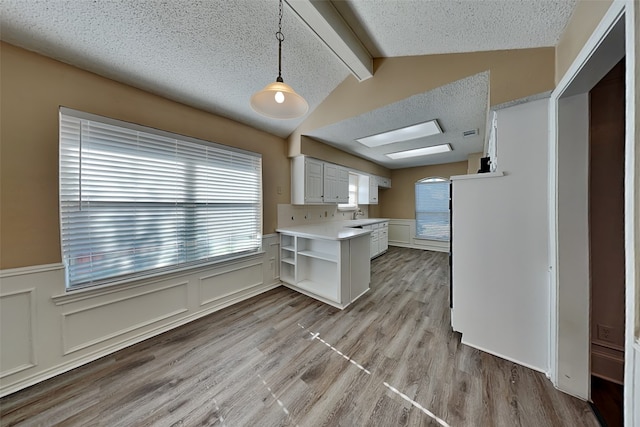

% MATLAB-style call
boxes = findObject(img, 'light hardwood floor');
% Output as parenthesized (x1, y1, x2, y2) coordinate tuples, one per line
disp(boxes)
(0, 247, 598, 426)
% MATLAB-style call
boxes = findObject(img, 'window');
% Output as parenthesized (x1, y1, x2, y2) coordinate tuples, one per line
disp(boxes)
(415, 177, 450, 241)
(59, 108, 262, 289)
(338, 172, 359, 210)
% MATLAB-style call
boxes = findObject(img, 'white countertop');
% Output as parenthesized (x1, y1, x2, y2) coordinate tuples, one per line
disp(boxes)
(277, 218, 389, 241)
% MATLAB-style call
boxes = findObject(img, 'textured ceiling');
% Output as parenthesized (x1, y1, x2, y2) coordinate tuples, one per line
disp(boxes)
(308, 72, 489, 169)
(1, 0, 578, 165)
(338, 0, 578, 57)
(0, 0, 349, 138)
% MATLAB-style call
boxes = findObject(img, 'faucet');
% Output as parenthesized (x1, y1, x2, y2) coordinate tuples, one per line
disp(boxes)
(352, 209, 364, 220)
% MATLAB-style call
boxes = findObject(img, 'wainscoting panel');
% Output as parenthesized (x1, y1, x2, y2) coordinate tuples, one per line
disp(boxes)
(0, 235, 281, 397)
(199, 262, 263, 306)
(388, 219, 449, 252)
(62, 282, 189, 355)
(0, 289, 36, 378)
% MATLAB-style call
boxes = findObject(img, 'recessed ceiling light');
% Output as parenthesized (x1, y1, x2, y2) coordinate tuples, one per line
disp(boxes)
(385, 144, 452, 160)
(356, 119, 442, 147)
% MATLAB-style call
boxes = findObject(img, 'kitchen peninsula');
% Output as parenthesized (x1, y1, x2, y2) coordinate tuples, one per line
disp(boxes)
(277, 219, 389, 309)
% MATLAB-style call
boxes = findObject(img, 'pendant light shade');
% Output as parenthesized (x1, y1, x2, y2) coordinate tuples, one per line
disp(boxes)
(250, 0, 308, 120)
(250, 81, 308, 119)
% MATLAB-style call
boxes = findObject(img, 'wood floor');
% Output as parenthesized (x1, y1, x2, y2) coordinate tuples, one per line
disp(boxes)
(0, 247, 598, 426)
(591, 376, 623, 426)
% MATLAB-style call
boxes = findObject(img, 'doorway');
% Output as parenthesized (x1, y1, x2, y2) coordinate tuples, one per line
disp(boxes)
(589, 58, 625, 426)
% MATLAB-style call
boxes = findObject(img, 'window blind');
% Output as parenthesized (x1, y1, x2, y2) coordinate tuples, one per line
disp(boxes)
(59, 108, 262, 289)
(415, 178, 450, 241)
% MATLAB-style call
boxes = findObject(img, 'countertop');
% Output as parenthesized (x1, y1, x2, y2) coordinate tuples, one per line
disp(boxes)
(276, 218, 389, 241)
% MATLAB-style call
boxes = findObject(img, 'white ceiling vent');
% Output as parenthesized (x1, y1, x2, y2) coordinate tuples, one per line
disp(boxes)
(463, 129, 479, 138)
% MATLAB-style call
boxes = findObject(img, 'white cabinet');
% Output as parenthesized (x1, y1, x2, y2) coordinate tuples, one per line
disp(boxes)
(323, 163, 349, 203)
(377, 176, 392, 188)
(358, 174, 379, 205)
(291, 156, 349, 205)
(291, 156, 324, 204)
(279, 232, 370, 308)
(378, 221, 389, 253)
(363, 221, 388, 258)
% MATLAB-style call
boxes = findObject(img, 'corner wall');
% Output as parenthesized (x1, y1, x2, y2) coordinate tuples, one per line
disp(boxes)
(289, 48, 556, 156)
(0, 42, 291, 270)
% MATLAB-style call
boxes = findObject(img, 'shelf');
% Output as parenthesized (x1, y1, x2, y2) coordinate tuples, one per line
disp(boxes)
(280, 273, 295, 285)
(296, 279, 339, 302)
(281, 245, 295, 252)
(297, 250, 337, 263)
(281, 257, 295, 265)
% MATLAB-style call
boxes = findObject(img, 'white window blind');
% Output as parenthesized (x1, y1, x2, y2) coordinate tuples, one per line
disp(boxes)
(59, 108, 262, 289)
(415, 177, 450, 241)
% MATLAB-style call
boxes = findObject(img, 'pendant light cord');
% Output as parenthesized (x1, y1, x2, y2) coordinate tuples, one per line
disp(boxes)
(276, 0, 284, 83)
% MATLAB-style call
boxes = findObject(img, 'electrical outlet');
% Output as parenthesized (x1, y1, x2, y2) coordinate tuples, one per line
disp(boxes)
(597, 324, 614, 342)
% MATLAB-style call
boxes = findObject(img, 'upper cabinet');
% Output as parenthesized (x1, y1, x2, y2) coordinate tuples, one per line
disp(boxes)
(323, 163, 349, 203)
(377, 176, 392, 188)
(357, 174, 379, 205)
(291, 156, 390, 205)
(292, 156, 324, 204)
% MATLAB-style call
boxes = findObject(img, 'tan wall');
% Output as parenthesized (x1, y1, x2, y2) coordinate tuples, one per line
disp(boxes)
(380, 161, 467, 219)
(467, 152, 483, 174)
(289, 47, 556, 155)
(555, 0, 614, 83)
(301, 136, 390, 177)
(0, 42, 291, 269)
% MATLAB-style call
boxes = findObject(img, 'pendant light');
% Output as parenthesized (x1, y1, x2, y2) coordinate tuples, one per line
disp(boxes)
(250, 0, 308, 119)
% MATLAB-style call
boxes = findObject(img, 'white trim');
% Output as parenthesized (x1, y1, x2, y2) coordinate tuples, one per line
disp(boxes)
(460, 338, 547, 376)
(624, 2, 638, 426)
(52, 252, 264, 305)
(548, 0, 630, 403)
(0, 263, 64, 278)
(450, 172, 504, 181)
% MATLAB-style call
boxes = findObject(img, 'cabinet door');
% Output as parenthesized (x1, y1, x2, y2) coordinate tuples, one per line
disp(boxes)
(370, 228, 380, 258)
(377, 177, 392, 188)
(379, 223, 388, 253)
(324, 163, 349, 203)
(323, 162, 339, 202)
(369, 177, 379, 204)
(336, 167, 349, 203)
(305, 158, 324, 203)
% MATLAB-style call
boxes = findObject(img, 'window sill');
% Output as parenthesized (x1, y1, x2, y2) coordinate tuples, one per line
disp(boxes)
(52, 251, 265, 306)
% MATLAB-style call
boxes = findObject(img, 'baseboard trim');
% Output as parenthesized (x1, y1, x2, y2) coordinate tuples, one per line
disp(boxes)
(460, 338, 547, 378)
(389, 242, 448, 253)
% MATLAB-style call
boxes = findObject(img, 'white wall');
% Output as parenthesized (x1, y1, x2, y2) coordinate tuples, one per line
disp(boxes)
(0, 235, 281, 397)
(451, 98, 550, 372)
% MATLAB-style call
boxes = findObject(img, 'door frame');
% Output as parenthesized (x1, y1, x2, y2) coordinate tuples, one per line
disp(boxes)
(548, 0, 637, 424)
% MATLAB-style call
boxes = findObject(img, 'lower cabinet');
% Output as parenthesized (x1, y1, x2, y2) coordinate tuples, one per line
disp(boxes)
(364, 221, 389, 258)
(279, 232, 370, 309)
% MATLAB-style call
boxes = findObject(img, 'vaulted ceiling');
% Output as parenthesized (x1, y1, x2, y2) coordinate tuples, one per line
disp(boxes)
(1, 0, 577, 167)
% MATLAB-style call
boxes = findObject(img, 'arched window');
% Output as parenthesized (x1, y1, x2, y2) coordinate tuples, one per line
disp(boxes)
(415, 177, 450, 241)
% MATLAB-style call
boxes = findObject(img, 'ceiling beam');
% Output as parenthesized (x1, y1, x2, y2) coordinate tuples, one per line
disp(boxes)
(286, 0, 373, 81)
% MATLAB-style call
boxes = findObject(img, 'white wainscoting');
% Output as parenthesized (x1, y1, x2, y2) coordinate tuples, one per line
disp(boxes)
(0, 234, 281, 398)
(388, 219, 449, 252)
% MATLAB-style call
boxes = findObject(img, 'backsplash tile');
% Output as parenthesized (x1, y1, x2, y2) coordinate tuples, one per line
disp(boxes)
(277, 204, 368, 227)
